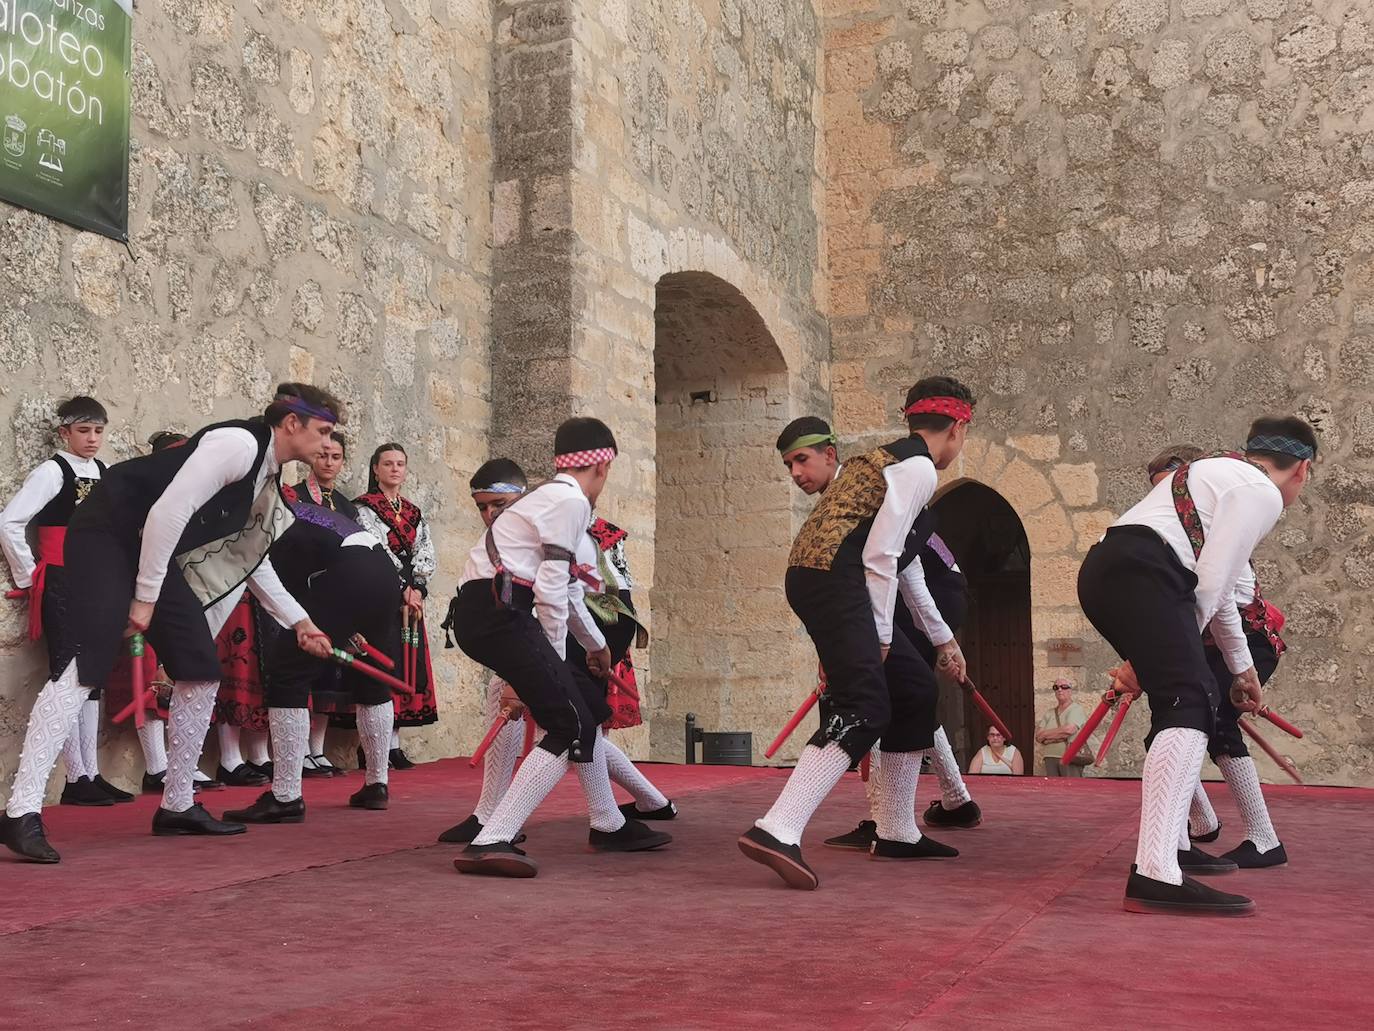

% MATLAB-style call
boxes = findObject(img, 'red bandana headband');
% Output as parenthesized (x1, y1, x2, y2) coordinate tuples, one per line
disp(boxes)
(903, 396, 972, 424)
(554, 447, 616, 469)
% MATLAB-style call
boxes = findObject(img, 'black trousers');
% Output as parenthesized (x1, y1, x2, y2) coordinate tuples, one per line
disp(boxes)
(787, 566, 937, 761)
(1077, 526, 1219, 748)
(66, 491, 224, 686)
(1205, 631, 1280, 761)
(266, 547, 401, 709)
(565, 591, 638, 727)
(451, 580, 595, 762)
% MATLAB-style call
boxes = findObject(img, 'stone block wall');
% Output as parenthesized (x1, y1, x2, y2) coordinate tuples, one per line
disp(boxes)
(822, 0, 1374, 784)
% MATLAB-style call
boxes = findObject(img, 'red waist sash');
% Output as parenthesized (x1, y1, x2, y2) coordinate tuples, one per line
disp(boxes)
(27, 526, 67, 641)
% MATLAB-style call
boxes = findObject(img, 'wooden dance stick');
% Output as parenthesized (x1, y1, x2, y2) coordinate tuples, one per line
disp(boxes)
(1239, 718, 1302, 784)
(328, 647, 415, 697)
(764, 683, 825, 759)
(109, 634, 151, 727)
(1059, 696, 1113, 767)
(469, 713, 512, 768)
(1093, 688, 1141, 767)
(4, 588, 25, 599)
(962, 677, 1014, 743)
(1258, 706, 1303, 740)
(348, 633, 396, 671)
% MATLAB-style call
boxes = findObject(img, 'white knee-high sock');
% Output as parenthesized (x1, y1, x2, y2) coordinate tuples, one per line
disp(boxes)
(474, 719, 522, 822)
(309, 713, 329, 756)
(61, 723, 86, 783)
(1217, 754, 1280, 853)
(930, 727, 972, 808)
(575, 731, 627, 833)
(864, 747, 881, 816)
(357, 702, 394, 786)
(1188, 781, 1219, 836)
(756, 741, 853, 846)
(269, 708, 309, 803)
(603, 734, 669, 811)
(1134, 727, 1208, 884)
(390, 729, 401, 749)
(874, 749, 926, 844)
(243, 728, 270, 766)
(79, 697, 101, 777)
(472, 747, 569, 845)
(218, 723, 245, 770)
(137, 719, 168, 775)
(162, 681, 218, 813)
(6, 661, 88, 816)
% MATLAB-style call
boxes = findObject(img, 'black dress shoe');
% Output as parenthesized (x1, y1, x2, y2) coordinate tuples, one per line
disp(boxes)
(1, 812, 60, 863)
(216, 764, 269, 787)
(357, 746, 367, 771)
(617, 799, 677, 821)
(1190, 819, 1222, 843)
(302, 755, 334, 779)
(249, 761, 274, 781)
(349, 783, 389, 810)
(1178, 846, 1238, 876)
(152, 803, 247, 836)
(92, 775, 135, 803)
(1123, 865, 1254, 915)
(1223, 839, 1288, 869)
(223, 791, 305, 824)
(871, 834, 959, 860)
(195, 775, 224, 790)
(389, 748, 416, 770)
(453, 841, 538, 878)
(923, 799, 982, 829)
(142, 771, 166, 794)
(437, 815, 526, 845)
(824, 820, 877, 850)
(590, 819, 672, 853)
(60, 777, 114, 807)
(738, 826, 818, 890)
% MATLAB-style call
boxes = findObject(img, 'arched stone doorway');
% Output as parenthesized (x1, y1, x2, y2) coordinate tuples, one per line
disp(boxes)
(647, 272, 802, 761)
(931, 481, 1035, 771)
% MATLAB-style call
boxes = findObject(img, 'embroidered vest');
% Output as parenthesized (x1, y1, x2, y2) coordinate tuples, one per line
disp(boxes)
(33, 455, 105, 527)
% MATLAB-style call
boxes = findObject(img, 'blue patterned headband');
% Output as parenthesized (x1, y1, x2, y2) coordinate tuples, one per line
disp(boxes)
(471, 482, 525, 495)
(1246, 435, 1315, 461)
(275, 394, 337, 424)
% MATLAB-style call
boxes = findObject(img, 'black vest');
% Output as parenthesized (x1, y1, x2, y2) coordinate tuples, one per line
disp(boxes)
(270, 498, 370, 598)
(33, 455, 106, 527)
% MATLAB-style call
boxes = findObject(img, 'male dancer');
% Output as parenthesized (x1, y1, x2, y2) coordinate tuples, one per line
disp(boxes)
(1144, 446, 1290, 870)
(773, 417, 981, 852)
(739, 379, 975, 890)
(0, 384, 337, 862)
(1, 397, 130, 806)
(1078, 417, 1315, 914)
(449, 420, 671, 877)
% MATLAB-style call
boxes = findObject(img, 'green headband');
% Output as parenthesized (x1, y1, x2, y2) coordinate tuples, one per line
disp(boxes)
(779, 432, 837, 455)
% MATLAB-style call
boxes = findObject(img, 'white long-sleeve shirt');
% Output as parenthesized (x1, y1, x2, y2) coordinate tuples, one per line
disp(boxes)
(0, 452, 101, 587)
(459, 473, 595, 659)
(135, 427, 307, 627)
(568, 530, 610, 653)
(861, 455, 939, 647)
(897, 548, 954, 647)
(1115, 457, 1282, 674)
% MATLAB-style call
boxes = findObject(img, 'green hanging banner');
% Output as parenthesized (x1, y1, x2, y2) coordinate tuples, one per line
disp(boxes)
(0, 0, 131, 241)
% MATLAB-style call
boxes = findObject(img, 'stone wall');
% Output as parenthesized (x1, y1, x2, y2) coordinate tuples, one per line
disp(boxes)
(0, 0, 497, 800)
(822, 0, 1374, 784)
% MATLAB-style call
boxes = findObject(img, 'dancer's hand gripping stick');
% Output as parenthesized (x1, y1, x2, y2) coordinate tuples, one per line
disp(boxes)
(348, 633, 396, 671)
(1094, 684, 1141, 767)
(764, 683, 825, 759)
(962, 677, 1014, 743)
(109, 634, 151, 727)
(1239, 718, 1302, 783)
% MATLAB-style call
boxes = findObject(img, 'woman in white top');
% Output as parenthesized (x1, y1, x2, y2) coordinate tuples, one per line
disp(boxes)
(968, 727, 1022, 775)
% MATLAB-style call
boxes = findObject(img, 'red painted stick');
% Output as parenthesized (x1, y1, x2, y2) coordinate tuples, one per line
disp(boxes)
(963, 677, 1014, 743)
(469, 714, 512, 768)
(1259, 706, 1302, 740)
(329, 647, 415, 697)
(1094, 689, 1140, 767)
(349, 633, 396, 671)
(764, 683, 825, 759)
(1060, 697, 1112, 767)
(5, 588, 25, 600)
(859, 753, 871, 782)
(1240, 719, 1302, 784)
(110, 634, 151, 726)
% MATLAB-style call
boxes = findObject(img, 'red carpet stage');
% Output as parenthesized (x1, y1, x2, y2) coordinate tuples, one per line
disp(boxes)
(2, 761, 1370, 1029)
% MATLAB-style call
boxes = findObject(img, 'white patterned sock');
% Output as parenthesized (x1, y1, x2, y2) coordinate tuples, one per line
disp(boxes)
(269, 708, 309, 803)
(1177, 819, 1191, 851)
(309, 713, 328, 756)
(218, 723, 245, 770)
(864, 747, 882, 816)
(1217, 754, 1280, 853)
(1188, 781, 1219, 836)
(474, 719, 522, 822)
(472, 746, 569, 845)
(78, 697, 101, 778)
(61, 722, 86, 783)
(603, 734, 669, 811)
(162, 681, 218, 813)
(243, 729, 271, 766)
(874, 749, 925, 844)
(137, 719, 168, 775)
(575, 731, 627, 833)
(390, 729, 401, 749)
(357, 702, 394, 786)
(1134, 727, 1207, 884)
(756, 742, 852, 847)
(6, 661, 87, 816)
(931, 727, 972, 808)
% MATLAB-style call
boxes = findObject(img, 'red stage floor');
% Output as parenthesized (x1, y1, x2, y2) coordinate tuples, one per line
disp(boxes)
(1, 760, 1370, 1030)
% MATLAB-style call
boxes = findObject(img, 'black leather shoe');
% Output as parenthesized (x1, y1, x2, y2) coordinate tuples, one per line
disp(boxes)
(824, 820, 877, 850)
(438, 814, 482, 843)
(617, 799, 677, 821)
(923, 799, 982, 829)
(216, 764, 268, 787)
(738, 826, 818, 890)
(871, 834, 959, 860)
(1124, 865, 1254, 915)
(349, 783, 389, 810)
(453, 841, 537, 878)
(92, 775, 135, 803)
(195, 774, 224, 790)
(60, 777, 114, 807)
(389, 748, 416, 770)
(152, 803, 247, 836)
(1223, 839, 1288, 869)
(1178, 846, 1238, 876)
(249, 761, 274, 781)
(302, 755, 334, 779)
(223, 791, 304, 824)
(590, 818, 672, 853)
(1190, 819, 1221, 843)
(142, 771, 166, 794)
(1, 812, 60, 863)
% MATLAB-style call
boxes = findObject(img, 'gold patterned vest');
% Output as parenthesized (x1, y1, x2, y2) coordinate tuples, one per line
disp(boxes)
(788, 436, 931, 572)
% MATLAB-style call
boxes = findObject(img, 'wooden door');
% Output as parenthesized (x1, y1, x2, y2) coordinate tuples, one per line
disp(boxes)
(959, 571, 1034, 769)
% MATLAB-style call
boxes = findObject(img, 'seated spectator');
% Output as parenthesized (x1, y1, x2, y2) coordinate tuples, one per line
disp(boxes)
(969, 727, 1022, 775)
